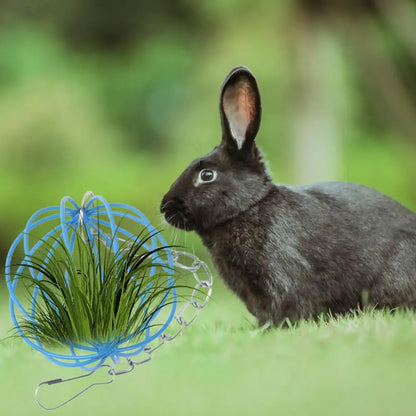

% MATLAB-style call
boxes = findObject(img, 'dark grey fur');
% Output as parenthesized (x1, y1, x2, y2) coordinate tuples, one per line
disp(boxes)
(160, 66, 416, 326)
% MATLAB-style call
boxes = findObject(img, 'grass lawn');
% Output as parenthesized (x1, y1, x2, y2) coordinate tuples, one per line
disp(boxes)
(1, 281, 416, 416)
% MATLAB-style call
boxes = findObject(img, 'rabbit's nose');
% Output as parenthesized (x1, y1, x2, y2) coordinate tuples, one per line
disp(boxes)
(160, 192, 171, 210)
(160, 197, 182, 214)
(160, 198, 169, 214)
(160, 197, 176, 215)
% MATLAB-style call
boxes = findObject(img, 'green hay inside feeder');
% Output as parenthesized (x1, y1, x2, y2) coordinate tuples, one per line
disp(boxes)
(14, 229, 180, 348)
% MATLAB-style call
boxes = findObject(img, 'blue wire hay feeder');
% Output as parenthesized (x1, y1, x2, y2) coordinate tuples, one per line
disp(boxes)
(5, 191, 212, 410)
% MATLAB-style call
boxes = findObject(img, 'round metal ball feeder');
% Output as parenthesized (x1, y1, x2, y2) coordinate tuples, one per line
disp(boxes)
(5, 192, 212, 409)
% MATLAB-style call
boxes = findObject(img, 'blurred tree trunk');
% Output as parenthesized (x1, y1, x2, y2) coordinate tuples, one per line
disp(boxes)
(290, 0, 416, 183)
(291, 14, 344, 183)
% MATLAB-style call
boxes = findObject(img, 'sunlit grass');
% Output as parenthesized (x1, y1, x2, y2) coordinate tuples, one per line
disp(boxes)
(1, 295, 416, 416)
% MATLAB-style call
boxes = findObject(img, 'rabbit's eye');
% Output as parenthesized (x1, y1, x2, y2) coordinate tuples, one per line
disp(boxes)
(196, 169, 217, 185)
(200, 169, 216, 181)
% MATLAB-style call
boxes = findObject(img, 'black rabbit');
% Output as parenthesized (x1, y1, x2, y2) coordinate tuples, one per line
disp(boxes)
(160, 66, 416, 326)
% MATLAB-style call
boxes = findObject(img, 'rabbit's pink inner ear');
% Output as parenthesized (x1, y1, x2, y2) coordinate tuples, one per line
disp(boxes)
(223, 79, 256, 149)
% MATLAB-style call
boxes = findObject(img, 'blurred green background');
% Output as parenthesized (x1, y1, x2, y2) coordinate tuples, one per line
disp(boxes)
(0, 0, 415, 263)
(1, 1, 416, 415)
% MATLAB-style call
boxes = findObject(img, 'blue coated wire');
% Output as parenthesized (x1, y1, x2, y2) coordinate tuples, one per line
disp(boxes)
(5, 194, 176, 370)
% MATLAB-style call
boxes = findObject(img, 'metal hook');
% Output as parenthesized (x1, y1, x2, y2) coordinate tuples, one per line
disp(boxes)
(35, 364, 115, 411)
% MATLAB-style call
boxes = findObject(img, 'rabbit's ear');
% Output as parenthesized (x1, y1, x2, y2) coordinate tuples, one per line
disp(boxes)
(220, 66, 261, 153)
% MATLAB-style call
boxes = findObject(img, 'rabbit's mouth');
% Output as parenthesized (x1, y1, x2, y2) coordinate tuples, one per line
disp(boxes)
(160, 198, 195, 231)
